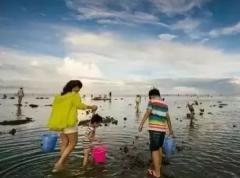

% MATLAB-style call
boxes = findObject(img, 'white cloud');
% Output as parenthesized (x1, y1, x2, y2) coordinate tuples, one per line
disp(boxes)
(65, 0, 168, 27)
(158, 34, 177, 41)
(57, 57, 103, 78)
(172, 18, 201, 33)
(1, 27, 240, 94)
(209, 21, 240, 37)
(31, 61, 39, 67)
(150, 0, 211, 14)
(198, 38, 209, 44)
(171, 86, 200, 94)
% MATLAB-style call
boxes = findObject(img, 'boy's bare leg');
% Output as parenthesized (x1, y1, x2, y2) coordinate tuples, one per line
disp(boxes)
(152, 150, 161, 177)
(83, 149, 90, 167)
(159, 148, 163, 171)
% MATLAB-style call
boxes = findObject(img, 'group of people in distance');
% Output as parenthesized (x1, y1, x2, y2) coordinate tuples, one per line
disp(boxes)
(46, 80, 173, 178)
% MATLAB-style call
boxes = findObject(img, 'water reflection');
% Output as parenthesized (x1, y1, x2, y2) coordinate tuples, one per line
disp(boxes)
(16, 106, 22, 119)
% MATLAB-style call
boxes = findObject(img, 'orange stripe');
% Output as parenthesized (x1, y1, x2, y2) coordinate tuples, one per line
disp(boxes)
(149, 125, 167, 129)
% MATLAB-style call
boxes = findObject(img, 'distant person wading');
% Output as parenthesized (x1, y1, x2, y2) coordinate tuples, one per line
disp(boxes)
(17, 87, 24, 105)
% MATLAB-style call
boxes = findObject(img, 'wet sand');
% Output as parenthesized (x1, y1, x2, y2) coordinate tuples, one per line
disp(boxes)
(0, 95, 240, 178)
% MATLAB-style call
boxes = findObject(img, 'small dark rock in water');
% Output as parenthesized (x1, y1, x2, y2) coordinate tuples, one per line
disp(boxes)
(124, 126, 126, 128)
(208, 112, 213, 115)
(177, 106, 181, 109)
(25, 102, 28, 104)
(219, 105, 223, 108)
(14, 104, 22, 107)
(195, 101, 199, 105)
(147, 142, 149, 145)
(180, 120, 182, 122)
(233, 124, 237, 128)
(0, 117, 33, 125)
(135, 136, 139, 139)
(29, 104, 38, 108)
(200, 102, 202, 104)
(112, 120, 118, 125)
(163, 170, 175, 178)
(121, 98, 123, 100)
(200, 109, 205, 112)
(186, 113, 191, 118)
(200, 112, 204, 116)
(128, 104, 132, 106)
(78, 119, 90, 126)
(162, 156, 171, 165)
(45, 97, 49, 99)
(123, 117, 127, 121)
(176, 145, 184, 152)
(86, 110, 90, 115)
(104, 123, 108, 126)
(175, 118, 178, 120)
(220, 103, 228, 106)
(9, 97, 15, 99)
(213, 105, 216, 107)
(217, 101, 222, 103)
(2, 94, 7, 99)
(44, 104, 52, 107)
(210, 105, 212, 107)
(123, 146, 129, 154)
(9, 128, 16, 135)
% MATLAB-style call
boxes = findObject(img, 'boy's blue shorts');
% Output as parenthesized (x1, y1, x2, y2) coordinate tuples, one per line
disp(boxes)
(149, 131, 166, 152)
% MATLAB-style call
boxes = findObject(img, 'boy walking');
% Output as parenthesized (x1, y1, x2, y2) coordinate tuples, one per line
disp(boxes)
(138, 88, 173, 178)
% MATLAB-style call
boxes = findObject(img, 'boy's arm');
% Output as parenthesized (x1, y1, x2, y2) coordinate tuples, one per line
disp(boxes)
(87, 130, 100, 142)
(166, 113, 173, 136)
(138, 109, 152, 132)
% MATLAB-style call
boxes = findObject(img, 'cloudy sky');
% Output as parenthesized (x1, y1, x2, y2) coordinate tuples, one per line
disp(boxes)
(1, 0, 240, 94)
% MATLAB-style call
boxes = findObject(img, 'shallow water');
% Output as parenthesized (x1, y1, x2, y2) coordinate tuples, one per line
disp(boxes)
(0, 95, 240, 178)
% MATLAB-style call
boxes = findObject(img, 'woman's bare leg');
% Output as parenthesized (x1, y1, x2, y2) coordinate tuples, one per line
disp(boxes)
(55, 132, 78, 169)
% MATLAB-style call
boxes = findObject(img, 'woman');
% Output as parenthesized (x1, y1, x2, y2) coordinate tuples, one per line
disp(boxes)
(47, 80, 98, 172)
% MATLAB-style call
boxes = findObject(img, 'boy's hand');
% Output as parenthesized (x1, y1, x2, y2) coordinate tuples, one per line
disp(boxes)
(96, 138, 101, 143)
(138, 124, 143, 132)
(168, 130, 173, 136)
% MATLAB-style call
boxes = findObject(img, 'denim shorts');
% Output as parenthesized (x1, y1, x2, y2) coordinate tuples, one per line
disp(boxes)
(149, 131, 166, 152)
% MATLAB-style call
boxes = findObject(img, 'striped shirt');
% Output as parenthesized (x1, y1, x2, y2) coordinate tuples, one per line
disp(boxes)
(147, 97, 168, 132)
(83, 126, 95, 149)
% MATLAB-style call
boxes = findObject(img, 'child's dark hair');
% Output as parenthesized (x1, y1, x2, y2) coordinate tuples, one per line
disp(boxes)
(91, 114, 103, 124)
(149, 88, 161, 99)
(61, 80, 83, 95)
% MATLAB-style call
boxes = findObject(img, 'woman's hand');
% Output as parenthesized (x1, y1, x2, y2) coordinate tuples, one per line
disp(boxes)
(91, 105, 98, 113)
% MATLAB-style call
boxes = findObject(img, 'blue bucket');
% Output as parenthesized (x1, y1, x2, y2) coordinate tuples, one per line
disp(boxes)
(41, 133, 58, 152)
(163, 137, 176, 156)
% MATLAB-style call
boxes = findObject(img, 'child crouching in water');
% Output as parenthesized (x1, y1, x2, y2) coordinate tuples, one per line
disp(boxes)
(83, 114, 103, 167)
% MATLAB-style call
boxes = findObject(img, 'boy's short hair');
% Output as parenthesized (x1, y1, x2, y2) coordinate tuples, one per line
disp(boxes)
(149, 88, 161, 98)
(91, 114, 103, 124)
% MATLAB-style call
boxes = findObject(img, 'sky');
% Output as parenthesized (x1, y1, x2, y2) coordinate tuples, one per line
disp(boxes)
(0, 0, 240, 94)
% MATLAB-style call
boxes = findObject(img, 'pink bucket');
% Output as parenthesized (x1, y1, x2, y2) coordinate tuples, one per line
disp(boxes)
(92, 145, 106, 163)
